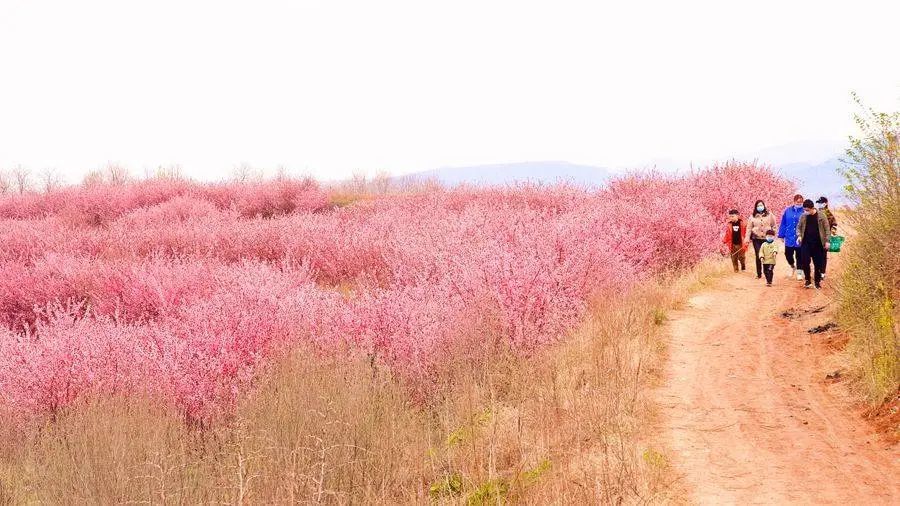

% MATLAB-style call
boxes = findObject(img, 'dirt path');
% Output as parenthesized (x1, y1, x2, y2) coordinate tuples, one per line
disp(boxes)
(656, 256, 899, 505)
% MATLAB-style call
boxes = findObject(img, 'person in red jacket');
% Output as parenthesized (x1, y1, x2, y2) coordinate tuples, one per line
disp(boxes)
(722, 209, 748, 272)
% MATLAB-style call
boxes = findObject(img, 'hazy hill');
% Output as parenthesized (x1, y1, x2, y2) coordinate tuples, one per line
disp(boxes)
(743, 141, 846, 201)
(398, 141, 849, 199)
(775, 157, 847, 202)
(398, 161, 611, 187)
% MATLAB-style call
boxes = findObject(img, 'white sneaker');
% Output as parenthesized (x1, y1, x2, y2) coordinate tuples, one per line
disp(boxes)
(797, 272, 804, 281)
(821, 273, 827, 281)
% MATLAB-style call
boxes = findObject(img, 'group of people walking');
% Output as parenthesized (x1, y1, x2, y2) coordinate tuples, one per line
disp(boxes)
(723, 194, 837, 289)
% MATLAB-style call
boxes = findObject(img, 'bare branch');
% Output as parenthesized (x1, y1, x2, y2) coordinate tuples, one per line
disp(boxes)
(41, 167, 64, 193)
(104, 163, 130, 185)
(82, 169, 105, 187)
(0, 169, 10, 194)
(12, 165, 31, 194)
(231, 163, 263, 183)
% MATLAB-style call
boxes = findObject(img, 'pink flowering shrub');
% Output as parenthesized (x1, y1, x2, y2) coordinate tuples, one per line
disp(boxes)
(0, 255, 221, 330)
(605, 161, 794, 220)
(192, 178, 330, 217)
(0, 310, 152, 421)
(0, 262, 342, 422)
(0, 164, 795, 424)
(0, 177, 328, 224)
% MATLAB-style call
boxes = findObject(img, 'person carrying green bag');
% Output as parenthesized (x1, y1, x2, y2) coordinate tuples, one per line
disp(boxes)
(815, 197, 839, 279)
(797, 199, 832, 289)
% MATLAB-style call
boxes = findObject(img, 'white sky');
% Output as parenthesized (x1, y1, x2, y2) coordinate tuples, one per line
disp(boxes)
(1, 0, 898, 182)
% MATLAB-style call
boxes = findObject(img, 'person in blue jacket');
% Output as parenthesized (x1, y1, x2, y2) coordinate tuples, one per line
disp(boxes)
(777, 193, 806, 280)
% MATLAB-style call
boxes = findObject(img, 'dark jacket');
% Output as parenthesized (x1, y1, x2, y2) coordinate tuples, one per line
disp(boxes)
(796, 211, 831, 249)
(822, 207, 838, 234)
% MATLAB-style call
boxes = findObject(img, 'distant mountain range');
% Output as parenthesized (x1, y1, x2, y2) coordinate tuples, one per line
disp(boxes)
(774, 157, 847, 202)
(750, 140, 848, 202)
(745, 140, 846, 168)
(398, 141, 850, 201)
(398, 161, 611, 188)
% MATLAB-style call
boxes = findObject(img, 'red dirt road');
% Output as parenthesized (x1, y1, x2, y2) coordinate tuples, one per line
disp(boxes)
(656, 262, 899, 504)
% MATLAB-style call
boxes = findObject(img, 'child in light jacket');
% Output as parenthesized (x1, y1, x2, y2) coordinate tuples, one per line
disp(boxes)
(759, 229, 779, 286)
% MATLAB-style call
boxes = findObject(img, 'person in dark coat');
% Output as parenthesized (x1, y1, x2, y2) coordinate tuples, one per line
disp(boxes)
(796, 199, 832, 289)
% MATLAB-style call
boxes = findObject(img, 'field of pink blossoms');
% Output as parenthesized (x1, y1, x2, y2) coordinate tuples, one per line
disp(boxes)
(0, 162, 793, 424)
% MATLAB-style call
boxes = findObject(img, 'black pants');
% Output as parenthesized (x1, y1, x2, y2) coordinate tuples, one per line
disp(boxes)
(799, 244, 826, 286)
(784, 246, 800, 268)
(763, 264, 775, 284)
(822, 250, 828, 274)
(751, 238, 765, 277)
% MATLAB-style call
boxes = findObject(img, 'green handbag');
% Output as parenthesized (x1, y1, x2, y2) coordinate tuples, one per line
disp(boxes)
(828, 235, 845, 253)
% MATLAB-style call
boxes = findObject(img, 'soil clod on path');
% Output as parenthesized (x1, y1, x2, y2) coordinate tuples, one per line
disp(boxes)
(808, 322, 839, 334)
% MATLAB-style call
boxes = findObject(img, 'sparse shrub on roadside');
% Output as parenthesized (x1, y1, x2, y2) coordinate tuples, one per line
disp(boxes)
(838, 97, 900, 404)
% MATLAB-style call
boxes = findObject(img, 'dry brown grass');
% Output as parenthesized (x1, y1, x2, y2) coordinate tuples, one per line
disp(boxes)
(325, 174, 443, 209)
(0, 261, 723, 505)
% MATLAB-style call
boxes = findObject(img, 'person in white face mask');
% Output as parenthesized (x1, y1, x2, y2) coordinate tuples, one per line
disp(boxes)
(758, 229, 779, 286)
(797, 199, 832, 289)
(778, 194, 806, 280)
(746, 200, 777, 280)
